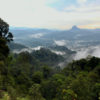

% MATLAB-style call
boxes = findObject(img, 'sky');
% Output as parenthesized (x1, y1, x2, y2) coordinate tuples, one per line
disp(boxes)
(0, 0, 100, 29)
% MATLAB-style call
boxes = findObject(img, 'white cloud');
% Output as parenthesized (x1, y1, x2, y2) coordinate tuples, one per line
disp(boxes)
(63, 3, 100, 28)
(77, 0, 87, 4)
(51, 50, 66, 55)
(65, 5, 100, 12)
(74, 46, 100, 60)
(0, 0, 100, 29)
(13, 46, 42, 53)
(30, 33, 44, 38)
(31, 46, 42, 51)
(54, 40, 66, 46)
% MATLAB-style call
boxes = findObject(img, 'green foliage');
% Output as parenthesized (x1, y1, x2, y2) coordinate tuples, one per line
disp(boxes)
(32, 48, 64, 66)
(29, 83, 45, 100)
(61, 89, 77, 100)
(32, 71, 43, 83)
(0, 18, 100, 100)
(7, 86, 17, 100)
(42, 66, 53, 79)
(41, 80, 57, 100)
(1, 52, 100, 100)
(0, 18, 13, 42)
(0, 92, 10, 100)
(0, 38, 9, 58)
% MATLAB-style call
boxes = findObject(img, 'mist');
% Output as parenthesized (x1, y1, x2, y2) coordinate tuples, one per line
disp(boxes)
(74, 45, 100, 60)
(54, 40, 66, 46)
(30, 33, 44, 38)
(51, 50, 66, 55)
(13, 46, 42, 54)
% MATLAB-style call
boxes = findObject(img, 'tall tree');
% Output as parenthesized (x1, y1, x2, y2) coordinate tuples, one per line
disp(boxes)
(0, 18, 13, 42)
(0, 18, 13, 58)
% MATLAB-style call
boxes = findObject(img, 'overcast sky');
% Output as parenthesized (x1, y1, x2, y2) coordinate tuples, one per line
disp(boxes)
(0, 0, 100, 29)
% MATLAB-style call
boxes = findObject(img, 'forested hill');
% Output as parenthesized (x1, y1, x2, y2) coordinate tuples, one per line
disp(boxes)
(0, 53, 100, 100)
(0, 18, 100, 100)
(8, 42, 76, 67)
(8, 42, 28, 51)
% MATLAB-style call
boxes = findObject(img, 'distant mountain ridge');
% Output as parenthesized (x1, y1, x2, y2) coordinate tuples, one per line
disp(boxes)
(8, 42, 28, 51)
(10, 26, 100, 50)
(10, 26, 100, 31)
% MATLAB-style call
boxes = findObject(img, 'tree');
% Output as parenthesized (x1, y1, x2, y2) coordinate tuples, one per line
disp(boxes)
(42, 66, 52, 79)
(0, 38, 9, 58)
(0, 18, 13, 58)
(93, 83, 100, 100)
(61, 89, 77, 100)
(41, 80, 57, 100)
(29, 83, 45, 100)
(0, 18, 13, 42)
(32, 71, 43, 84)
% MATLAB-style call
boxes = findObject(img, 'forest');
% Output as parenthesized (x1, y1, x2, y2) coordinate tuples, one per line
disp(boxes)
(0, 18, 100, 100)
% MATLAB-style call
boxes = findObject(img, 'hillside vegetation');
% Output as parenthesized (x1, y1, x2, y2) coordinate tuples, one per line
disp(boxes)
(0, 18, 100, 100)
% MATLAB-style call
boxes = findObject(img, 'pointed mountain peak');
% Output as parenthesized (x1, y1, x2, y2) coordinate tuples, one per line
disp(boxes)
(71, 25, 80, 30)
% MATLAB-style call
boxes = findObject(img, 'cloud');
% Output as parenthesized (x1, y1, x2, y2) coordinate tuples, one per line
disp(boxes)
(64, 5, 100, 13)
(74, 46, 100, 60)
(77, 0, 87, 4)
(51, 50, 66, 55)
(13, 46, 42, 53)
(0, 0, 100, 29)
(63, 2, 100, 28)
(54, 40, 66, 46)
(30, 33, 44, 38)
(31, 46, 42, 51)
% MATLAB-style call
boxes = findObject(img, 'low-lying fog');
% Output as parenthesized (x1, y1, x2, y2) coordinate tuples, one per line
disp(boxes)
(10, 26, 100, 68)
(74, 46, 100, 60)
(12, 40, 100, 68)
(13, 40, 100, 60)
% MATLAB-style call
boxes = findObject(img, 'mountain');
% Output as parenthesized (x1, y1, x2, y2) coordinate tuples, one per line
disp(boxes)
(49, 45, 76, 55)
(8, 42, 28, 51)
(31, 48, 64, 66)
(8, 42, 76, 67)
(71, 25, 80, 31)
(10, 26, 100, 50)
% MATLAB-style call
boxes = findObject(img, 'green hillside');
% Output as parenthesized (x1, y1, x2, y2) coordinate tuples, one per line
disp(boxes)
(0, 18, 100, 100)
